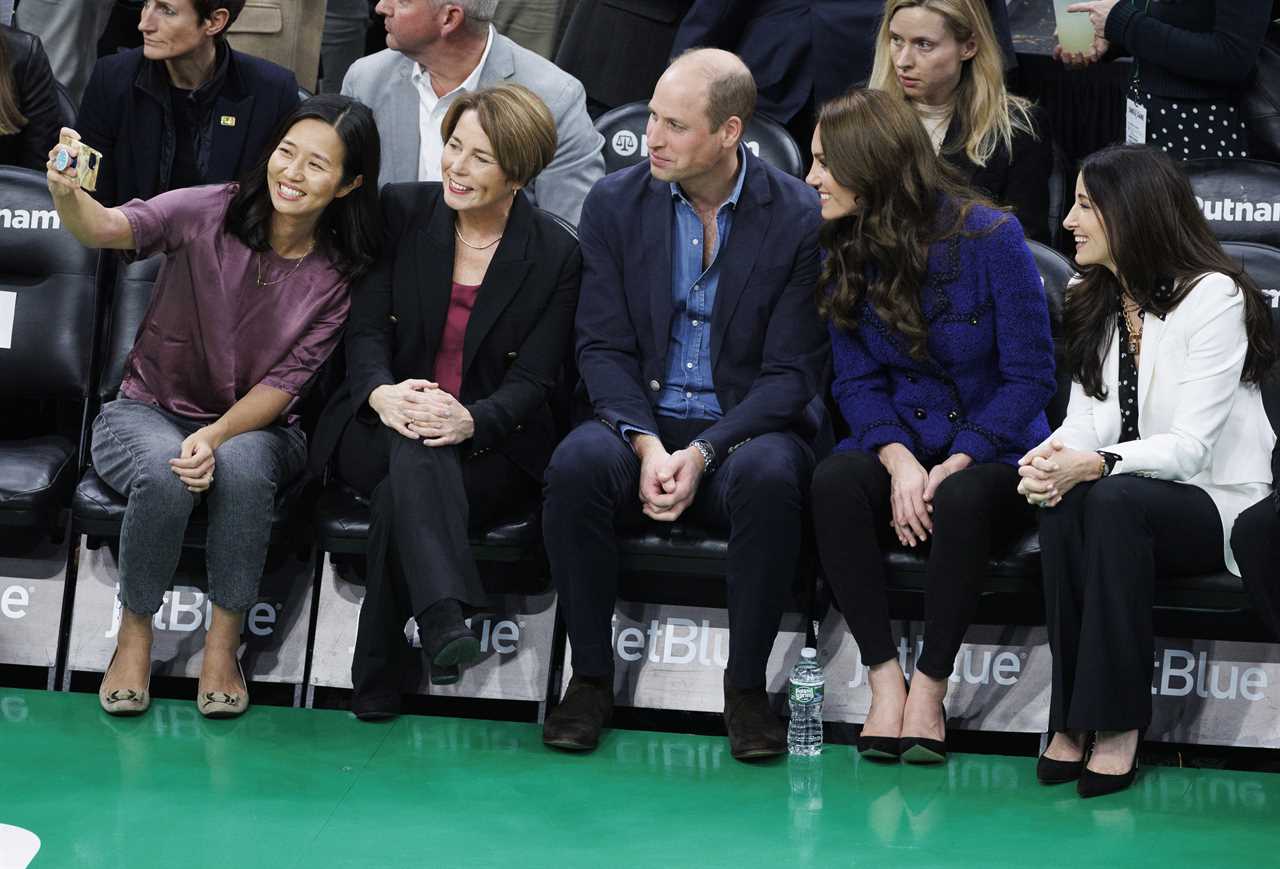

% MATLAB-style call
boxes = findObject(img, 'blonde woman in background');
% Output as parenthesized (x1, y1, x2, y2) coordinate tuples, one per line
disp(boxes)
(869, 0, 1054, 242)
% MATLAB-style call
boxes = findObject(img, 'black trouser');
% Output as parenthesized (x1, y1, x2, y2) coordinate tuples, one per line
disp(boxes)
(1039, 477, 1224, 732)
(543, 419, 813, 689)
(336, 418, 539, 701)
(1230, 496, 1280, 640)
(811, 450, 1033, 680)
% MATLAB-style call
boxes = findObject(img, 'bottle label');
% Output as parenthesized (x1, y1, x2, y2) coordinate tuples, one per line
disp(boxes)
(790, 684, 823, 704)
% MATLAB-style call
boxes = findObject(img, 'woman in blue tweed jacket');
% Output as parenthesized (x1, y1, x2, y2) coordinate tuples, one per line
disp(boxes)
(807, 89, 1056, 764)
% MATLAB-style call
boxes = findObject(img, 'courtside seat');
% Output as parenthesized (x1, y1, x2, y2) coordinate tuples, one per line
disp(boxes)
(0, 437, 79, 527)
(315, 483, 542, 564)
(594, 100, 806, 178)
(1184, 158, 1280, 247)
(0, 166, 100, 531)
(71, 254, 305, 546)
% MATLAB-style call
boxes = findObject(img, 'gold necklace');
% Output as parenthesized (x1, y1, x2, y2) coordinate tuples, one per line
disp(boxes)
(1121, 297, 1144, 355)
(454, 223, 502, 250)
(257, 241, 315, 287)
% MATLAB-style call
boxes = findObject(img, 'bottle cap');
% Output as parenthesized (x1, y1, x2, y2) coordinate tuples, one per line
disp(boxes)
(800, 647, 817, 660)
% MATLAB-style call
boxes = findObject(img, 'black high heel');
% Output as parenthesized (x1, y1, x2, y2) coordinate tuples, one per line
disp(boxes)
(900, 702, 947, 764)
(857, 676, 907, 761)
(1037, 732, 1087, 785)
(1077, 738, 1140, 798)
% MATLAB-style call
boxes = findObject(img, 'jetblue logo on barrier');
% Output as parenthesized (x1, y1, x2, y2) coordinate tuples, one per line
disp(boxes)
(0, 207, 59, 230)
(105, 585, 279, 638)
(611, 616, 730, 667)
(0, 583, 31, 619)
(407, 616, 523, 655)
(1152, 648, 1268, 701)
(1195, 196, 1280, 223)
(846, 636, 1022, 689)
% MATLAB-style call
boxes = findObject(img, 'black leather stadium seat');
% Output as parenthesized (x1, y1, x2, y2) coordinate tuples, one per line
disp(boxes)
(315, 483, 542, 562)
(1184, 158, 1280, 247)
(594, 101, 806, 177)
(0, 167, 100, 530)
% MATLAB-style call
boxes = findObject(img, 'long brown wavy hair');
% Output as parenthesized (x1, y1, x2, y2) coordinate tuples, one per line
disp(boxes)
(1065, 145, 1276, 399)
(815, 88, 1000, 359)
(0, 33, 28, 137)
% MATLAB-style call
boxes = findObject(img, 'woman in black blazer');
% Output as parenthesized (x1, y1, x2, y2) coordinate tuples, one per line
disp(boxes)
(0, 25, 63, 173)
(311, 85, 581, 718)
(869, 0, 1053, 243)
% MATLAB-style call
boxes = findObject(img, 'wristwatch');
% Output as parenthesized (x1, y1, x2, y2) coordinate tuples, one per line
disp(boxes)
(1096, 450, 1122, 477)
(689, 438, 717, 474)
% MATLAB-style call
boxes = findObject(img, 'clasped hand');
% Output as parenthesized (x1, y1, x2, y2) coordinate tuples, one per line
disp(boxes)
(370, 379, 474, 446)
(634, 435, 704, 522)
(1016, 439, 1102, 508)
(170, 425, 223, 493)
(879, 446, 972, 547)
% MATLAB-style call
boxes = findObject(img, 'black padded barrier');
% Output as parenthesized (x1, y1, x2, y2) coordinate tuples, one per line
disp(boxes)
(594, 101, 806, 178)
(1185, 158, 1280, 247)
(0, 167, 100, 529)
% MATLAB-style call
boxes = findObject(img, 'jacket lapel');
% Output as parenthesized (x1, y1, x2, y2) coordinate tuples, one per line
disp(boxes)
(1137, 311, 1166, 417)
(477, 31, 515, 85)
(417, 195, 456, 358)
(709, 154, 770, 365)
(462, 193, 534, 376)
(207, 91, 254, 183)
(390, 58, 421, 186)
(642, 176, 674, 365)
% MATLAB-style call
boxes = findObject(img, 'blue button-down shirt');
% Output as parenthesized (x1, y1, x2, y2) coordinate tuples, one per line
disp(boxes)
(654, 146, 748, 421)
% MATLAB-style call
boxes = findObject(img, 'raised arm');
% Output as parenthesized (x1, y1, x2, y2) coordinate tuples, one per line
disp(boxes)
(45, 127, 134, 250)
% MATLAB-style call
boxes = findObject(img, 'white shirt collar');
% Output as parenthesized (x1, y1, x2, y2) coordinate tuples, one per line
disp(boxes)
(410, 25, 494, 104)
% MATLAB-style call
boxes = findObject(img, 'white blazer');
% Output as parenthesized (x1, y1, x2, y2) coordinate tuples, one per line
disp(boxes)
(1044, 272, 1276, 575)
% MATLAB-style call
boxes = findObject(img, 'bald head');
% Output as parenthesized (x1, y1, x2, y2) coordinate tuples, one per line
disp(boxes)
(665, 48, 757, 134)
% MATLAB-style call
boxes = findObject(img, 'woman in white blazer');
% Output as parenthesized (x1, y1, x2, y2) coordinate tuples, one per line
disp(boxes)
(1016, 145, 1277, 799)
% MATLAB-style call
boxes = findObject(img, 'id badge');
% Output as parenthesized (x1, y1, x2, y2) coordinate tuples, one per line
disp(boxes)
(1125, 98, 1148, 145)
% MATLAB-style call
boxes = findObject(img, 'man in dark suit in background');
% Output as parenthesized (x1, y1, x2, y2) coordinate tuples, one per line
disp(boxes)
(75, 0, 300, 207)
(672, 0, 1015, 147)
(541, 48, 828, 761)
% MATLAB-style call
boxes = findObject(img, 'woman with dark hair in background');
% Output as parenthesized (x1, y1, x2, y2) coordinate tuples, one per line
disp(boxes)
(46, 94, 381, 719)
(1057, 1, 1271, 159)
(869, 0, 1054, 243)
(310, 84, 580, 719)
(808, 88, 1056, 765)
(0, 24, 63, 172)
(1022, 145, 1276, 797)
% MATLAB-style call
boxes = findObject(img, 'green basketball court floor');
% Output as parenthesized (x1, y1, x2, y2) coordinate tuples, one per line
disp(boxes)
(1, 687, 1276, 868)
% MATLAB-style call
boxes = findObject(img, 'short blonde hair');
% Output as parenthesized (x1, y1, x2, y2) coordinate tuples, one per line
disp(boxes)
(441, 85, 558, 187)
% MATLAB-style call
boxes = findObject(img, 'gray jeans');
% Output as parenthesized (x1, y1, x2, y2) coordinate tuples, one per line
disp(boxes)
(90, 399, 308, 615)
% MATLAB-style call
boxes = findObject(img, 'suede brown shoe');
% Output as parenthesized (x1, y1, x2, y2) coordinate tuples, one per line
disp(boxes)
(724, 678, 786, 761)
(543, 675, 614, 752)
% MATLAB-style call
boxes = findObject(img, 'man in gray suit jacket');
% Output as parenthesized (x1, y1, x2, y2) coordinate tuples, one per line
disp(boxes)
(343, 0, 604, 225)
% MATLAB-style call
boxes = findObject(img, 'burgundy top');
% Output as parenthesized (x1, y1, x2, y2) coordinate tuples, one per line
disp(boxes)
(116, 184, 350, 423)
(433, 281, 480, 399)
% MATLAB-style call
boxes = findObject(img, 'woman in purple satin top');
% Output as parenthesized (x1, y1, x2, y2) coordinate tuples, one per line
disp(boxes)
(45, 95, 381, 718)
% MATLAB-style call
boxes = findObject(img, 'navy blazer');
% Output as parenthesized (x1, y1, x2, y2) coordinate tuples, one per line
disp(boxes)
(830, 206, 1056, 466)
(75, 46, 300, 207)
(575, 150, 828, 460)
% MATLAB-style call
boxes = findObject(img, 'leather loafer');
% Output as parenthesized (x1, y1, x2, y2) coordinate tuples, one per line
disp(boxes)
(429, 662, 461, 686)
(723, 677, 786, 761)
(543, 675, 614, 752)
(351, 691, 401, 721)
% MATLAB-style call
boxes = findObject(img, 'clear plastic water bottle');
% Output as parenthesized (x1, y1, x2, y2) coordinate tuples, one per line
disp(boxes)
(787, 647, 824, 756)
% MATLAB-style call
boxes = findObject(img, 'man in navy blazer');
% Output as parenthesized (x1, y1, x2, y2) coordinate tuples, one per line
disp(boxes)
(541, 49, 828, 761)
(75, 0, 300, 208)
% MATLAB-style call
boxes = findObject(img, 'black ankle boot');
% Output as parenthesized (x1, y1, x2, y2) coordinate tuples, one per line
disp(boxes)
(543, 674, 614, 752)
(418, 599, 481, 669)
